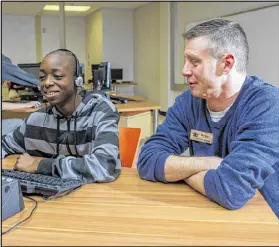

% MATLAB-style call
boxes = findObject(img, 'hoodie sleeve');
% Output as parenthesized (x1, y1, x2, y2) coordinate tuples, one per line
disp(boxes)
(37, 99, 121, 183)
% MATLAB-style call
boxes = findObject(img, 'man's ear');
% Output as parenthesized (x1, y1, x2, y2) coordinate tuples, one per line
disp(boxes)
(222, 54, 235, 74)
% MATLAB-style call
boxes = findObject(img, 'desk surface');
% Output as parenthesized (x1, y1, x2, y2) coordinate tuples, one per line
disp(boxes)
(2, 156, 279, 246)
(113, 96, 160, 113)
(2, 95, 160, 119)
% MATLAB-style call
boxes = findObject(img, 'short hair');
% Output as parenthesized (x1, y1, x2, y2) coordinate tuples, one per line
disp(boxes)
(183, 18, 249, 73)
(44, 49, 76, 76)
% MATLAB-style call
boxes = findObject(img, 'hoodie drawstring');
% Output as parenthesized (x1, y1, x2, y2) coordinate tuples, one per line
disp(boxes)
(74, 113, 80, 156)
(56, 116, 60, 157)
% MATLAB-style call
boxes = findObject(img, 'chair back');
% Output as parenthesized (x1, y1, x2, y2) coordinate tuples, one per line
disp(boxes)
(119, 127, 141, 168)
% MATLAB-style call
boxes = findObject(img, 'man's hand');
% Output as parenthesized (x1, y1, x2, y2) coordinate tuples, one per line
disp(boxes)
(24, 101, 42, 108)
(14, 153, 42, 173)
(3, 101, 42, 111)
(184, 171, 207, 195)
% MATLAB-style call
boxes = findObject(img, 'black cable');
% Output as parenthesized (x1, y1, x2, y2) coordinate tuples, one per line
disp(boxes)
(72, 88, 80, 157)
(2, 196, 38, 235)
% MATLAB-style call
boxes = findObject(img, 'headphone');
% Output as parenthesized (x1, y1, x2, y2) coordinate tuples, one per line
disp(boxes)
(53, 48, 84, 87)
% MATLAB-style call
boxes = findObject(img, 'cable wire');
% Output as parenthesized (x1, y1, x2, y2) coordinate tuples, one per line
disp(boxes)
(2, 196, 38, 235)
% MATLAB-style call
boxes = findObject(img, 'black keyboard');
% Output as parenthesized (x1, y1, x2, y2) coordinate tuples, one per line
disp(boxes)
(110, 95, 137, 103)
(2, 169, 82, 198)
(20, 93, 43, 102)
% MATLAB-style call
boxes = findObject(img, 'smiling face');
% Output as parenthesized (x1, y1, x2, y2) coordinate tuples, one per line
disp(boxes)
(182, 37, 225, 99)
(39, 53, 76, 107)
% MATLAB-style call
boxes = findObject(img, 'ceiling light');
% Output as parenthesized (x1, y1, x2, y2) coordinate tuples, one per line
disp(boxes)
(43, 5, 91, 12)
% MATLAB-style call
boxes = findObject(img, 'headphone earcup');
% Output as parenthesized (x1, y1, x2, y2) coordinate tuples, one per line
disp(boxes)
(75, 76, 83, 87)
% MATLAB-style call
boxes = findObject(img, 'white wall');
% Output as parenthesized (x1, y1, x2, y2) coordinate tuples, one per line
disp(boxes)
(159, 3, 172, 111)
(102, 8, 134, 81)
(85, 10, 103, 82)
(171, 2, 279, 104)
(224, 6, 279, 86)
(134, 3, 160, 104)
(134, 2, 278, 110)
(41, 16, 86, 65)
(85, 8, 134, 82)
(2, 15, 36, 64)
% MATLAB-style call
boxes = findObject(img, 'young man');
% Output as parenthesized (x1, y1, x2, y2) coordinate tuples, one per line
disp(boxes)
(2, 49, 121, 183)
(137, 19, 279, 217)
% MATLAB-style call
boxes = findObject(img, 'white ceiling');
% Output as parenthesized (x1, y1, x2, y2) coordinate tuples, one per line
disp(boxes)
(1, 1, 150, 17)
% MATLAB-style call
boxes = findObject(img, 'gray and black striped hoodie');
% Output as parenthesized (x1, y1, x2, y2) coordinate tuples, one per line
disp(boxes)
(2, 92, 121, 183)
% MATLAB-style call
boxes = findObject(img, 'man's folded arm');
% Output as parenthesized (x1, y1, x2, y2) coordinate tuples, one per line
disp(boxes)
(185, 97, 279, 210)
(137, 95, 190, 182)
(165, 155, 221, 182)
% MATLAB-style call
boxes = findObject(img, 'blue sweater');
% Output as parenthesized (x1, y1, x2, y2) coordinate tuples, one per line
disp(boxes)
(2, 54, 40, 87)
(138, 76, 279, 217)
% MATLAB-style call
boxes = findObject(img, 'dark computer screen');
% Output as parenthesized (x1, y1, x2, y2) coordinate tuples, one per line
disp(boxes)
(111, 69, 123, 82)
(99, 62, 111, 90)
(92, 64, 100, 70)
(18, 63, 41, 79)
(91, 64, 100, 78)
(92, 62, 111, 91)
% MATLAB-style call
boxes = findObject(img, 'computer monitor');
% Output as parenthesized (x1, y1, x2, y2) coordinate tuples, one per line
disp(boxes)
(79, 63, 85, 83)
(91, 64, 100, 78)
(12, 63, 41, 99)
(18, 63, 41, 79)
(99, 62, 111, 90)
(111, 69, 123, 83)
(92, 62, 111, 91)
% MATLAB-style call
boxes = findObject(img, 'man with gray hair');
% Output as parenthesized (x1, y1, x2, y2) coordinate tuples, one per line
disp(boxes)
(138, 19, 279, 217)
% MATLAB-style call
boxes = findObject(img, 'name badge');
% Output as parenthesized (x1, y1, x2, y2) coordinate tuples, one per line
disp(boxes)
(190, 129, 213, 144)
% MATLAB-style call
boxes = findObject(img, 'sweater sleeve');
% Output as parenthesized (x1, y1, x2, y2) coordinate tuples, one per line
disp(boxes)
(37, 100, 121, 183)
(204, 89, 279, 210)
(2, 119, 27, 157)
(137, 94, 190, 182)
(2, 54, 40, 87)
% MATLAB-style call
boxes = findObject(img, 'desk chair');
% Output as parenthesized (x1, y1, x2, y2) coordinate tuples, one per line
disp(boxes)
(119, 127, 141, 168)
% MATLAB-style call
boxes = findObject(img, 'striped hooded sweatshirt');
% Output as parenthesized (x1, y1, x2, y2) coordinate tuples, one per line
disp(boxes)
(2, 92, 121, 183)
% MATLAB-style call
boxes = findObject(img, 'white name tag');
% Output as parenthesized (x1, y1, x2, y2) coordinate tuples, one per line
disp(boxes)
(190, 129, 213, 144)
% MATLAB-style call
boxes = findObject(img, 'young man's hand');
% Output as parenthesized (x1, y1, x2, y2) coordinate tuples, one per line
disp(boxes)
(14, 153, 42, 173)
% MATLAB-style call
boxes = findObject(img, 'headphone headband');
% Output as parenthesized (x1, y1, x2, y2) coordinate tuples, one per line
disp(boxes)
(54, 48, 80, 78)
(49, 48, 83, 87)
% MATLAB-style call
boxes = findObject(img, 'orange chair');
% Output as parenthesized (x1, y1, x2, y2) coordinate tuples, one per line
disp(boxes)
(119, 127, 142, 168)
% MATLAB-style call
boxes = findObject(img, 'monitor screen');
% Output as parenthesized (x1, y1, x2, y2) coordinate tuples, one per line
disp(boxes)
(91, 64, 99, 70)
(111, 69, 123, 81)
(99, 62, 111, 89)
(79, 63, 85, 75)
(92, 62, 111, 90)
(91, 64, 100, 77)
(18, 63, 40, 79)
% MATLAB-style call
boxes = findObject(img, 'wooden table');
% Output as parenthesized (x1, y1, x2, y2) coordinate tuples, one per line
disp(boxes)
(2, 156, 279, 246)
(2, 96, 161, 132)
